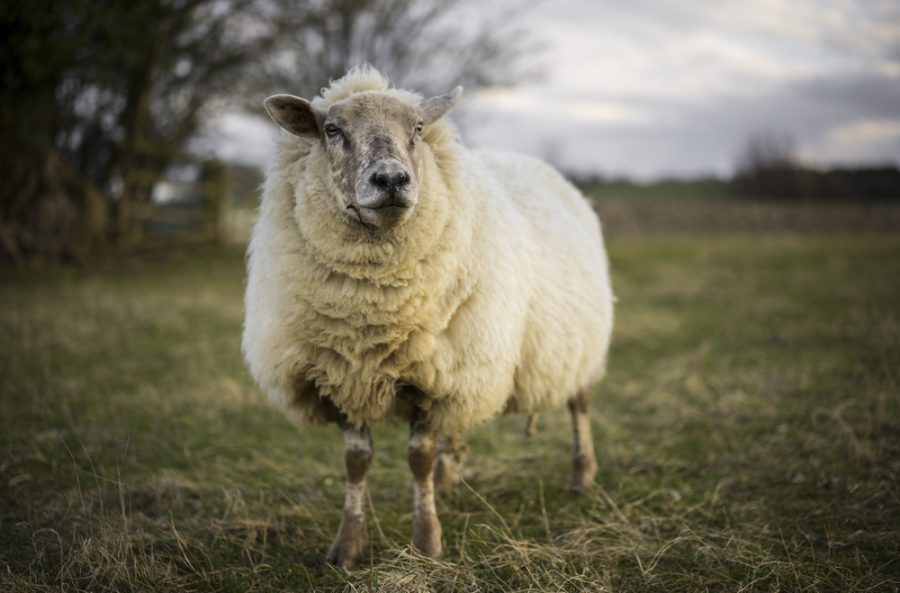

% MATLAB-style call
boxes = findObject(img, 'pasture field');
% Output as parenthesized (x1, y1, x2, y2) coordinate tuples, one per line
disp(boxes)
(1, 230, 899, 591)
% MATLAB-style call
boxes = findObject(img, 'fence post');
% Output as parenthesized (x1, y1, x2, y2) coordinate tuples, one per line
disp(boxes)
(201, 160, 229, 244)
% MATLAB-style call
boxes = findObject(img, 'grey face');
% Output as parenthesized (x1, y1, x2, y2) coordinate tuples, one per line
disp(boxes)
(322, 94, 422, 230)
(264, 87, 462, 232)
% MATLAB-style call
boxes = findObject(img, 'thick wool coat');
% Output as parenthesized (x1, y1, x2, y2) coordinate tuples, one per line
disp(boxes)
(242, 68, 614, 436)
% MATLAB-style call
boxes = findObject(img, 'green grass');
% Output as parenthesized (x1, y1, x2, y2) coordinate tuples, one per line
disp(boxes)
(2, 235, 899, 592)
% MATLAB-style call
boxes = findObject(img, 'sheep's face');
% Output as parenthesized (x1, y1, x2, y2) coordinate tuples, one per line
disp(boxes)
(264, 87, 462, 232)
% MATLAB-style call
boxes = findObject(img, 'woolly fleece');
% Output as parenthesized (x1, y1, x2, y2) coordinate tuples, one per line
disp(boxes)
(242, 67, 614, 436)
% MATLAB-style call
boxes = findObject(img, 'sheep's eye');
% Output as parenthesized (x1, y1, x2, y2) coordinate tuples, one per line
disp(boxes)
(325, 124, 341, 137)
(415, 121, 424, 134)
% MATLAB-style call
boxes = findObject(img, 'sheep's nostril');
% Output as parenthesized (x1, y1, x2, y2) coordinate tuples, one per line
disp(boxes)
(370, 171, 390, 189)
(370, 170, 410, 191)
(395, 171, 410, 187)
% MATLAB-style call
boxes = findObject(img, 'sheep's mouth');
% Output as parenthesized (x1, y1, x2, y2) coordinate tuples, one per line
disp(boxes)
(361, 203, 409, 219)
(364, 201, 409, 210)
(346, 204, 378, 230)
(347, 198, 412, 231)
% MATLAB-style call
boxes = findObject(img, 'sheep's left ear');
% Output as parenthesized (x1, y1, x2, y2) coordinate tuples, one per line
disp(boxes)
(420, 86, 463, 125)
(264, 94, 323, 137)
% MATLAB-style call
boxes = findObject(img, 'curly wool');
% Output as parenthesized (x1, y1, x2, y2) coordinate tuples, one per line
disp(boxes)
(242, 67, 614, 436)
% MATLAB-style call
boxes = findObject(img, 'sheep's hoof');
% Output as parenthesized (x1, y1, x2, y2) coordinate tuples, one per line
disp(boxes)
(325, 514, 367, 570)
(412, 513, 443, 558)
(568, 455, 598, 495)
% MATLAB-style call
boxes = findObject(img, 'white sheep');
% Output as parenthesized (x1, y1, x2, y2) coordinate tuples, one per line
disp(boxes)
(242, 66, 614, 568)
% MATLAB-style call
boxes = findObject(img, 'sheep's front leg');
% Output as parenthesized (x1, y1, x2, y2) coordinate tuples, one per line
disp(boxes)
(408, 413, 442, 556)
(568, 390, 598, 492)
(325, 425, 372, 569)
(434, 435, 467, 495)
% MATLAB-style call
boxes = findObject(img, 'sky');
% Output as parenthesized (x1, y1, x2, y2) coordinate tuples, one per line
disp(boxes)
(205, 0, 900, 180)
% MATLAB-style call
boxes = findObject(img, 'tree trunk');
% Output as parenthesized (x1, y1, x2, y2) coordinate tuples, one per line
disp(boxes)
(117, 9, 169, 247)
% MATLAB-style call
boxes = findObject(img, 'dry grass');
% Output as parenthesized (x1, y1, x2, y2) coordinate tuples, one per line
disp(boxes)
(2, 229, 899, 592)
(586, 189, 900, 235)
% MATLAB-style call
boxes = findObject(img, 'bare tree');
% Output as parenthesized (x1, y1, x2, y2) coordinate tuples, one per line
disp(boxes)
(1, 0, 539, 262)
(56, 0, 283, 242)
(733, 130, 803, 199)
(2, 0, 283, 257)
(254, 0, 540, 99)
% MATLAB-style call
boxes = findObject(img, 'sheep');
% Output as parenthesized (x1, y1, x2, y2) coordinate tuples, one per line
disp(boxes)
(242, 66, 614, 569)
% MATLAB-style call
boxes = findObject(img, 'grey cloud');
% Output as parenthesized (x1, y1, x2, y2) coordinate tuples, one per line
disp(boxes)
(206, 0, 900, 178)
(463, 69, 900, 178)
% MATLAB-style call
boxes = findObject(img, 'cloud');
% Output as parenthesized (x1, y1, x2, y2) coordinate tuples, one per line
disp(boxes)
(462, 66, 900, 178)
(458, 0, 900, 177)
(811, 119, 900, 164)
(473, 88, 654, 124)
(205, 0, 900, 178)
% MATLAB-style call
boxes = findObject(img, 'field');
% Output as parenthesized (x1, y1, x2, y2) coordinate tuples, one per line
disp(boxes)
(2, 220, 900, 591)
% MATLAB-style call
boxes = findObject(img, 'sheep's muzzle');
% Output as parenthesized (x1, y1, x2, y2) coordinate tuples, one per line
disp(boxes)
(352, 158, 418, 230)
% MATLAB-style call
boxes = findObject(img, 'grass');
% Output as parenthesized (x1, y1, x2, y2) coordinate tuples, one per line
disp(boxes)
(580, 182, 900, 235)
(2, 230, 899, 592)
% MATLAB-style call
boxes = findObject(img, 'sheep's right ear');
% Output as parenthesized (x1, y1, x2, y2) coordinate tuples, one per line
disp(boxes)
(264, 94, 323, 137)
(421, 86, 463, 125)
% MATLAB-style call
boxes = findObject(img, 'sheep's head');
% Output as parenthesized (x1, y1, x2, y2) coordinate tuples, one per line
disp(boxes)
(264, 87, 462, 231)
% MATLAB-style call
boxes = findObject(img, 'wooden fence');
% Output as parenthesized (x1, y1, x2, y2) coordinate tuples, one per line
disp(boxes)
(126, 155, 231, 247)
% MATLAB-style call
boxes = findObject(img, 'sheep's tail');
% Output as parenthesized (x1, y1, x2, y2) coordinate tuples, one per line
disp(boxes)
(525, 414, 539, 437)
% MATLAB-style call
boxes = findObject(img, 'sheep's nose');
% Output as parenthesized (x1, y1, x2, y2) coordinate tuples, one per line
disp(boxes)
(370, 169, 410, 191)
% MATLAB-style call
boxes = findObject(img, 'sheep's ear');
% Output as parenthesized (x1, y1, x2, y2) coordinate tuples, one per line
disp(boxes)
(420, 86, 463, 125)
(264, 94, 323, 137)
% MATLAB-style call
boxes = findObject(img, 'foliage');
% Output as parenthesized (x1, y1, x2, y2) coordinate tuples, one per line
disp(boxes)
(575, 176, 730, 202)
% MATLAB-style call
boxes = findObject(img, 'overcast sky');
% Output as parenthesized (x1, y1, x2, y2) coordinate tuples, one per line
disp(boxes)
(205, 0, 900, 180)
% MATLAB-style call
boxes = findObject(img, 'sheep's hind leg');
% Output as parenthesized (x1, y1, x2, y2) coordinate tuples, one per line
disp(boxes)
(325, 424, 372, 569)
(408, 411, 442, 557)
(434, 435, 467, 496)
(568, 390, 598, 493)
